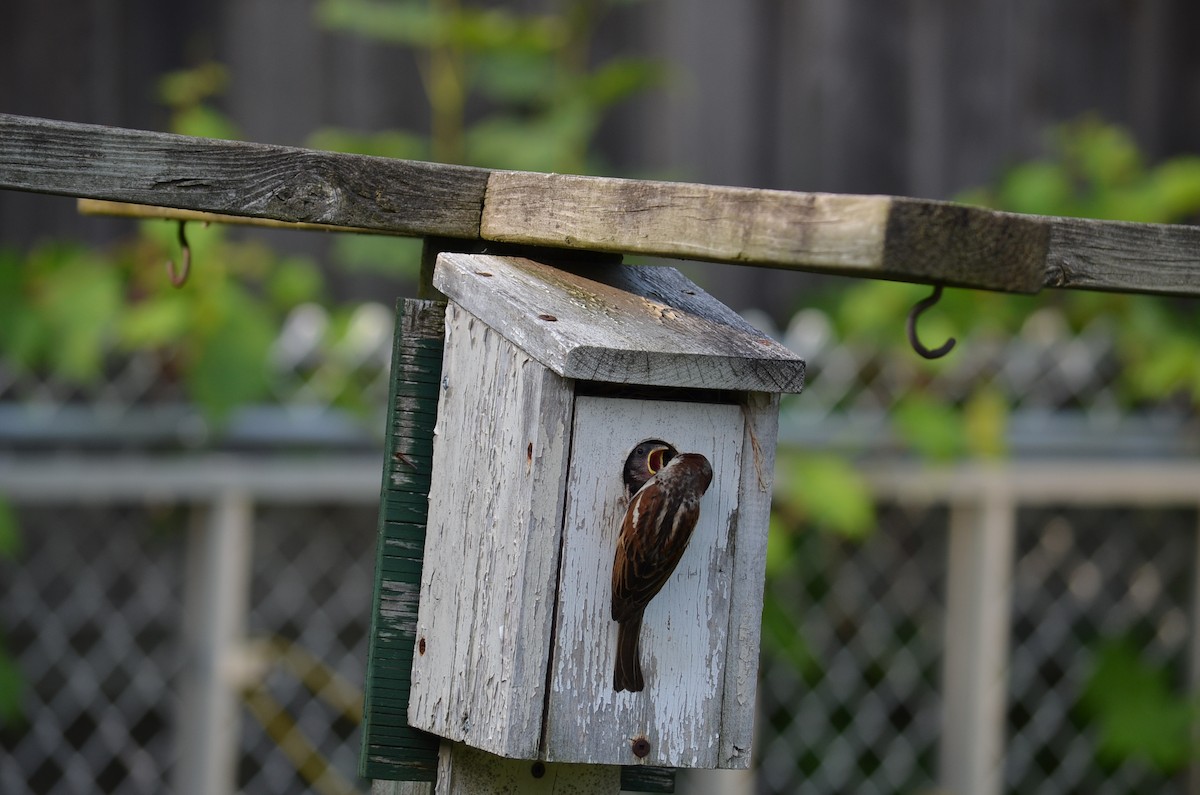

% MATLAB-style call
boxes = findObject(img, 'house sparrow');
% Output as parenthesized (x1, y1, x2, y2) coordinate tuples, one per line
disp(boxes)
(611, 449, 713, 692)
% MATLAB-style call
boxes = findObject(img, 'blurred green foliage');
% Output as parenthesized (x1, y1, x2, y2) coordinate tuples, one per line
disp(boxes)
(311, 0, 660, 276)
(1080, 638, 1197, 772)
(960, 116, 1200, 222)
(1, 3, 1197, 759)
(0, 5, 662, 725)
(766, 116, 1200, 771)
(0, 75, 326, 425)
(774, 117, 1200, 550)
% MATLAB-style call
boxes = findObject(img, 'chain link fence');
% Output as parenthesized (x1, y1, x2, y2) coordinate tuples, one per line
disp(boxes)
(756, 503, 1198, 795)
(2, 306, 1197, 794)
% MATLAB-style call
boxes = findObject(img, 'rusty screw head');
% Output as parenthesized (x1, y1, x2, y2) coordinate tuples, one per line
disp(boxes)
(631, 736, 651, 758)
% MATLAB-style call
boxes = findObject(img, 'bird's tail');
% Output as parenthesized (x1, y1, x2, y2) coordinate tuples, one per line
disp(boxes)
(614, 612, 645, 692)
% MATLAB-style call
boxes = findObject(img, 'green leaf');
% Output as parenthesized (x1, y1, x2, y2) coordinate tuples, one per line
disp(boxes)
(40, 252, 122, 382)
(764, 515, 794, 577)
(761, 592, 819, 679)
(1065, 118, 1143, 189)
(778, 454, 875, 539)
(1080, 639, 1194, 772)
(329, 236, 422, 277)
(893, 395, 965, 461)
(1147, 156, 1200, 221)
(117, 295, 191, 348)
(158, 63, 229, 109)
(963, 388, 1008, 459)
(998, 161, 1075, 216)
(834, 281, 918, 343)
(0, 648, 23, 725)
(472, 51, 557, 104)
(315, 0, 564, 52)
(0, 498, 19, 559)
(466, 110, 593, 172)
(170, 105, 240, 141)
(580, 57, 665, 108)
(1130, 337, 1197, 401)
(307, 127, 429, 160)
(186, 287, 275, 423)
(267, 257, 325, 308)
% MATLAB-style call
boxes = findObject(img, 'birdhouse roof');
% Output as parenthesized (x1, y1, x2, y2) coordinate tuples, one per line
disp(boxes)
(433, 252, 805, 393)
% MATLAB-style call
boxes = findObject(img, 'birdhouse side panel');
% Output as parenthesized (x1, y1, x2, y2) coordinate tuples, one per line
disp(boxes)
(409, 303, 574, 760)
(720, 390, 780, 767)
(544, 397, 744, 768)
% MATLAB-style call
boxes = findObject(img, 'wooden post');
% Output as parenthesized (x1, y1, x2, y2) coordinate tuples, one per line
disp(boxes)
(939, 482, 1016, 795)
(174, 491, 254, 795)
(360, 300, 446, 783)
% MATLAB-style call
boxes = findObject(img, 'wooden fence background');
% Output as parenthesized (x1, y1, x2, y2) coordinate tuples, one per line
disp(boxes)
(3, 0, 1200, 313)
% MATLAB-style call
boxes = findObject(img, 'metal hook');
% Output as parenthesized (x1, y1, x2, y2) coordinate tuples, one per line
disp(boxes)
(906, 284, 957, 359)
(166, 221, 191, 288)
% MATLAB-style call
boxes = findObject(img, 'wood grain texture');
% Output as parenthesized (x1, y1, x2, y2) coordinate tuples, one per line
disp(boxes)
(13, 112, 1198, 296)
(619, 766, 677, 793)
(408, 303, 574, 759)
(372, 781, 434, 795)
(481, 171, 891, 270)
(544, 397, 744, 769)
(433, 253, 805, 394)
(479, 171, 1051, 293)
(1045, 216, 1200, 296)
(435, 743, 619, 795)
(0, 113, 488, 237)
(719, 392, 778, 768)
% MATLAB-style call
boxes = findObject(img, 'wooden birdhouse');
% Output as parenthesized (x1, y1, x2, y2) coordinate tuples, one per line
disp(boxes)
(407, 252, 804, 772)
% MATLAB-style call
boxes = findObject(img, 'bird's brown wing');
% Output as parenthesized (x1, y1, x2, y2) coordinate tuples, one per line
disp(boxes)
(611, 483, 700, 622)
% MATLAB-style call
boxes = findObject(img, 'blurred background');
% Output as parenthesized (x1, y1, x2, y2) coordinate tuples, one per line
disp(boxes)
(2, 1, 1200, 794)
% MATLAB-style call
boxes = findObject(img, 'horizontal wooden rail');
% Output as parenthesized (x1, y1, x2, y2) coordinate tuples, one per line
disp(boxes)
(4, 113, 1200, 297)
(0, 113, 488, 238)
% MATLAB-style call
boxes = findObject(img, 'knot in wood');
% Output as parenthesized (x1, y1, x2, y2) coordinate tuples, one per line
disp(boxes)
(268, 167, 342, 223)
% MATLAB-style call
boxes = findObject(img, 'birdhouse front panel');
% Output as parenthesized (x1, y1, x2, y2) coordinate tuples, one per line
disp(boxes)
(544, 396, 744, 768)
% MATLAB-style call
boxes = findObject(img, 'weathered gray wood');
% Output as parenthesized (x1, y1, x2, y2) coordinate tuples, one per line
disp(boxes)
(545, 397, 743, 768)
(372, 780, 434, 795)
(435, 743, 619, 795)
(11, 112, 1200, 296)
(939, 491, 1017, 795)
(1045, 215, 1200, 295)
(0, 113, 488, 237)
(479, 171, 1052, 293)
(432, 253, 805, 393)
(720, 392, 779, 768)
(408, 302, 574, 759)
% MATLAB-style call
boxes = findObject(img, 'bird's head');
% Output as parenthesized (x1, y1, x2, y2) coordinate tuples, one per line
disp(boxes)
(622, 439, 678, 495)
